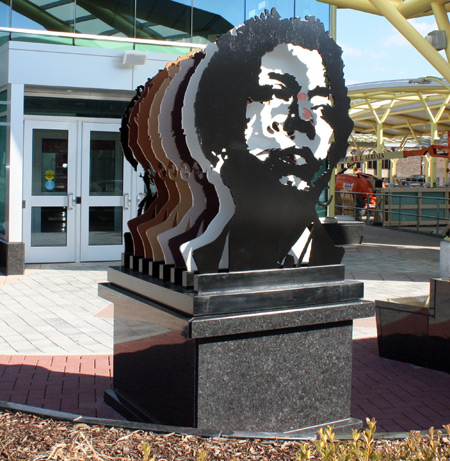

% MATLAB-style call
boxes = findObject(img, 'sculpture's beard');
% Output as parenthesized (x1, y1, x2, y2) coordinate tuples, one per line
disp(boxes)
(261, 145, 325, 191)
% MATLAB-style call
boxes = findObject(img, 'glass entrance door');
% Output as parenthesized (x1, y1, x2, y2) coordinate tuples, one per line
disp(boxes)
(80, 123, 132, 261)
(23, 121, 77, 263)
(23, 120, 135, 263)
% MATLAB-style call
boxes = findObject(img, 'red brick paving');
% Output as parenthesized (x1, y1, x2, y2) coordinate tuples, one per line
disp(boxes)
(351, 337, 450, 433)
(0, 355, 120, 420)
(0, 341, 449, 434)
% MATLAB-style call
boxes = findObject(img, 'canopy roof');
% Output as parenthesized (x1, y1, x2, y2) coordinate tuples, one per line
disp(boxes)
(348, 77, 450, 150)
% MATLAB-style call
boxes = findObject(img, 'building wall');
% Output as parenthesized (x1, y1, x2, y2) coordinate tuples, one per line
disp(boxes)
(3, 41, 181, 90)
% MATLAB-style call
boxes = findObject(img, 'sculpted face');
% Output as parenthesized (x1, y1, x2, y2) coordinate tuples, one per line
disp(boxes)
(245, 43, 333, 190)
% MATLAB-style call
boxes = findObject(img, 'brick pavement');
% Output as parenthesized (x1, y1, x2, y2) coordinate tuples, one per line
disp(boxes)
(0, 355, 120, 420)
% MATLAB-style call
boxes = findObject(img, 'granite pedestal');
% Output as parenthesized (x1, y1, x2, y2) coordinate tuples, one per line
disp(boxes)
(376, 278, 450, 373)
(323, 216, 365, 245)
(100, 264, 373, 435)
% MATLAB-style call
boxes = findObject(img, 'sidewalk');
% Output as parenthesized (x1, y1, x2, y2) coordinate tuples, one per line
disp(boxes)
(0, 225, 449, 433)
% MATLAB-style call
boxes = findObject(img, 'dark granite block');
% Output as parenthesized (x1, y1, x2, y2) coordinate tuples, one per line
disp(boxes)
(376, 278, 450, 373)
(100, 266, 374, 433)
(0, 240, 25, 275)
(196, 321, 353, 432)
(101, 282, 196, 426)
(323, 221, 365, 245)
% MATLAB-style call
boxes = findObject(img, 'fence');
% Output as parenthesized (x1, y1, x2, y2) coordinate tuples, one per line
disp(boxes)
(335, 187, 450, 237)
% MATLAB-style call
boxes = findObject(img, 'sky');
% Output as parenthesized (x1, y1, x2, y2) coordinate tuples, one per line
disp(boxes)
(336, 9, 445, 85)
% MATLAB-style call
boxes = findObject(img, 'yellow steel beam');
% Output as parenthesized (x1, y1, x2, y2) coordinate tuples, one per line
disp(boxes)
(367, 0, 450, 82)
(350, 97, 450, 119)
(320, 0, 380, 15)
(430, 1, 450, 61)
(418, 91, 438, 123)
(349, 134, 362, 153)
(404, 119, 421, 143)
(320, 0, 447, 19)
(397, 0, 445, 18)
(434, 93, 450, 121)
(399, 134, 409, 148)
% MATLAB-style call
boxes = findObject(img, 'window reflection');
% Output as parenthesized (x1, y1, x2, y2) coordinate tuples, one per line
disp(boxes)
(89, 131, 123, 197)
(295, 0, 330, 29)
(136, 0, 191, 42)
(31, 130, 68, 196)
(31, 207, 67, 247)
(75, 0, 134, 37)
(246, 0, 293, 20)
(0, 0, 9, 28)
(0, 111, 6, 236)
(12, 0, 73, 31)
(89, 206, 122, 245)
(5, 0, 329, 44)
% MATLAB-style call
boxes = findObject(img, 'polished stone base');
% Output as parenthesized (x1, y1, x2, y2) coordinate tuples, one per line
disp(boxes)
(100, 265, 373, 433)
(323, 216, 365, 245)
(105, 389, 362, 439)
(376, 278, 450, 374)
(0, 240, 25, 275)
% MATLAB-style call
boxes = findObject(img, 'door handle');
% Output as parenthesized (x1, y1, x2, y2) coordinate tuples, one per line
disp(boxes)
(123, 193, 131, 210)
(67, 193, 74, 210)
(137, 192, 145, 206)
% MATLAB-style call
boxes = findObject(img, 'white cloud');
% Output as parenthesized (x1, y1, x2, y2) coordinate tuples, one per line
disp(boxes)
(410, 18, 436, 35)
(342, 42, 385, 60)
(381, 17, 436, 47)
(341, 42, 365, 57)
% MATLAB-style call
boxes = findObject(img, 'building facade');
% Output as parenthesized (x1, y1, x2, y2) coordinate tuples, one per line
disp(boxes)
(0, 1, 330, 273)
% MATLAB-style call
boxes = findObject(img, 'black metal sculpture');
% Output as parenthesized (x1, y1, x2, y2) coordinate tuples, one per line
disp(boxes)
(123, 9, 353, 274)
(106, 11, 373, 435)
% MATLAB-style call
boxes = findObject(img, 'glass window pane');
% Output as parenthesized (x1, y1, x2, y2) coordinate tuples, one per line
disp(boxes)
(75, 0, 134, 37)
(32, 129, 68, 196)
(295, 0, 329, 29)
(12, 0, 74, 32)
(89, 206, 122, 245)
(0, 0, 10, 27)
(0, 90, 7, 237)
(24, 97, 129, 118)
(89, 131, 123, 196)
(10, 33, 73, 45)
(192, 0, 242, 43)
(246, 0, 293, 20)
(0, 119, 6, 236)
(136, 0, 190, 41)
(31, 207, 67, 246)
(0, 33, 9, 46)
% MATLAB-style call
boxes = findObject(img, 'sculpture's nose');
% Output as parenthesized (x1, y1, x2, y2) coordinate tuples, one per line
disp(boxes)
(283, 100, 315, 140)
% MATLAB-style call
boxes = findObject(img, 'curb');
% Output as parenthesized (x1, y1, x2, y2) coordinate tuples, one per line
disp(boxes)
(0, 400, 432, 441)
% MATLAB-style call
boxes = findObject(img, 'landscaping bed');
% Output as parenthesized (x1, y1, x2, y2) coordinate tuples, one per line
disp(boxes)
(0, 410, 449, 460)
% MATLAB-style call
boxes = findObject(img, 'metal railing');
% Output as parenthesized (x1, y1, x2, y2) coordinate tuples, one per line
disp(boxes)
(335, 189, 450, 237)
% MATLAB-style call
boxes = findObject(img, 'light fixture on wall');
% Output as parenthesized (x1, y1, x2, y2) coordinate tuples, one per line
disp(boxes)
(122, 51, 147, 66)
(425, 30, 447, 51)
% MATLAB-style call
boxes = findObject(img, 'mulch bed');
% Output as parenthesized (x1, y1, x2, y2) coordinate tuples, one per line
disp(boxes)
(1, 410, 450, 460)
(0, 410, 308, 460)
